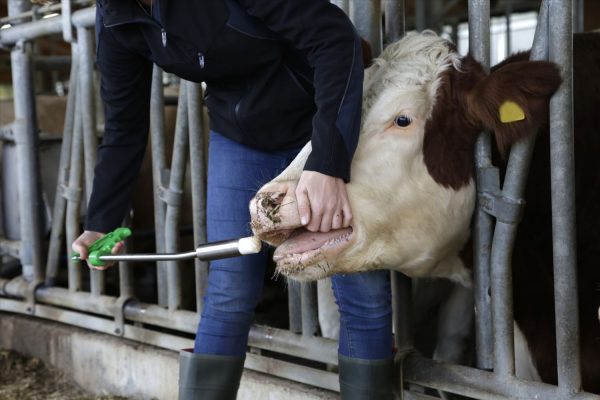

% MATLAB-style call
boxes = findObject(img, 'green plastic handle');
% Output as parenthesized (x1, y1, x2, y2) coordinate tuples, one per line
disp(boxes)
(71, 227, 132, 267)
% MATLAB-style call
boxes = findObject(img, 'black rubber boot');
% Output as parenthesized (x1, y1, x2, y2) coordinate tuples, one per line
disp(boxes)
(338, 353, 395, 400)
(178, 349, 245, 400)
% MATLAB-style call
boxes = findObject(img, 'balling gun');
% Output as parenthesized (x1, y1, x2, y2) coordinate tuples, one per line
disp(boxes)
(70, 227, 262, 267)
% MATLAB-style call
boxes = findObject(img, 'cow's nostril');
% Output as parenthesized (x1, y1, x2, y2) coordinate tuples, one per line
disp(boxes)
(258, 192, 285, 209)
(256, 192, 288, 224)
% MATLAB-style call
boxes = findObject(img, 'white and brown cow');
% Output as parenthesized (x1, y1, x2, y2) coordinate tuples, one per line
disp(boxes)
(251, 30, 600, 394)
(250, 31, 560, 285)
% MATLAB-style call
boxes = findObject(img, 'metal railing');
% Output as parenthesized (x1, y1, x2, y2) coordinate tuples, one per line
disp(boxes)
(0, 1, 597, 399)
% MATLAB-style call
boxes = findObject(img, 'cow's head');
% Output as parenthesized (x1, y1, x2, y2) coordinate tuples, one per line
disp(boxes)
(250, 31, 561, 282)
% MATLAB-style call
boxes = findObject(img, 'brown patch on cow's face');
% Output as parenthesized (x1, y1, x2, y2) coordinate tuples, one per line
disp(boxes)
(423, 55, 486, 190)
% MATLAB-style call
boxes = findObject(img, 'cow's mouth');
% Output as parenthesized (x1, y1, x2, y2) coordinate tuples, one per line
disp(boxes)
(272, 227, 353, 277)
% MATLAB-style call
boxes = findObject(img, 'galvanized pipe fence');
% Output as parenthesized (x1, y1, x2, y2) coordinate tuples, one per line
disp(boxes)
(0, 0, 596, 399)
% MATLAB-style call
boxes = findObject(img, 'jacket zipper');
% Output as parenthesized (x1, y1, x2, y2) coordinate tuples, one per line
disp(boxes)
(104, 6, 167, 48)
(104, 21, 208, 67)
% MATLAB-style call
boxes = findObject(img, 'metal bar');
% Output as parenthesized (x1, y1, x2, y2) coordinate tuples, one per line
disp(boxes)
(488, 0, 550, 378)
(469, 0, 493, 371)
(118, 243, 134, 298)
(76, 26, 98, 204)
(6, 0, 30, 19)
(186, 81, 208, 313)
(245, 353, 339, 392)
(124, 306, 339, 366)
(470, 0, 493, 370)
(61, 0, 73, 43)
(45, 43, 79, 285)
(164, 83, 189, 311)
(489, 223, 516, 376)
(300, 281, 318, 337)
(572, 0, 584, 33)
(403, 355, 600, 400)
(36, 287, 119, 316)
(10, 40, 44, 284)
(149, 66, 169, 307)
(350, 0, 383, 57)
(117, 214, 134, 298)
(32, 55, 72, 68)
(76, 26, 103, 297)
(0, 6, 95, 45)
(392, 272, 413, 354)
(415, 0, 427, 32)
(249, 325, 338, 365)
(384, 0, 405, 44)
(0, 0, 91, 25)
(468, 1, 490, 71)
(386, 0, 411, 366)
(65, 47, 84, 292)
(98, 248, 221, 263)
(505, 0, 512, 56)
(288, 280, 302, 334)
(548, 0, 581, 392)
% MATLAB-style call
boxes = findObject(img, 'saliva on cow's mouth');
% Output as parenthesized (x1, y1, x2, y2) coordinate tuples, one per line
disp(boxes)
(271, 226, 354, 280)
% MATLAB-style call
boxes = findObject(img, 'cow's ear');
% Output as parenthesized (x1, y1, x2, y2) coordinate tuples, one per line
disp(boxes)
(422, 54, 487, 189)
(466, 58, 562, 154)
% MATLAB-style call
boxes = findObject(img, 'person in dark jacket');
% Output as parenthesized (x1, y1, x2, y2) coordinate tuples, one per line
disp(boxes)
(71, 1, 394, 399)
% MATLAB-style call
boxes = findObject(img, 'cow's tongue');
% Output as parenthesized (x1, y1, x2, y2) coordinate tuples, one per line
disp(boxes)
(273, 228, 352, 260)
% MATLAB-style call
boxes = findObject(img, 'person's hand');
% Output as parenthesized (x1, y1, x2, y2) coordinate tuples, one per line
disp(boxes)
(71, 230, 124, 270)
(295, 171, 353, 233)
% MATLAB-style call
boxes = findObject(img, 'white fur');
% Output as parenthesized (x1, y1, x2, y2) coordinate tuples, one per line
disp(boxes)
(514, 321, 542, 382)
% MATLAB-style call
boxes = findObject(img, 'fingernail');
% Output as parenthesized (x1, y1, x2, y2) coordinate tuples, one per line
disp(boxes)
(301, 216, 308, 225)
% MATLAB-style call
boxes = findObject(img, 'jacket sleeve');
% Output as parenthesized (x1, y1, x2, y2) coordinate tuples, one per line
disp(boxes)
(85, 10, 153, 233)
(236, 0, 363, 182)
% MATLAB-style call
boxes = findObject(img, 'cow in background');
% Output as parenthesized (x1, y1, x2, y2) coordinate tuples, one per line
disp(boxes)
(251, 31, 600, 393)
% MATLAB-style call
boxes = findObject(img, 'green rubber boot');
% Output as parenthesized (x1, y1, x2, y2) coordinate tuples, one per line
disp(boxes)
(178, 349, 245, 400)
(338, 354, 395, 400)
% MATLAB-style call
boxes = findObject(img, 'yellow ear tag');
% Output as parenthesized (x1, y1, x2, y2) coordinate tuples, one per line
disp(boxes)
(499, 101, 525, 123)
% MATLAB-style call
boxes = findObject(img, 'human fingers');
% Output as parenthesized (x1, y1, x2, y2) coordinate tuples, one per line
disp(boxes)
(342, 203, 353, 227)
(331, 211, 343, 230)
(111, 241, 125, 255)
(295, 184, 312, 229)
(338, 181, 353, 227)
(319, 203, 335, 233)
(72, 230, 104, 261)
(307, 197, 324, 232)
(91, 239, 126, 270)
(71, 238, 89, 261)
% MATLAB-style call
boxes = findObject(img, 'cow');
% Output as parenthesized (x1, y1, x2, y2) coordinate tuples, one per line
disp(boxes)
(250, 30, 600, 394)
(249, 31, 560, 285)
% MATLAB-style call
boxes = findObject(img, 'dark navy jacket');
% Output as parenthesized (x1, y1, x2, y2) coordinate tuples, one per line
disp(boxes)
(86, 0, 364, 232)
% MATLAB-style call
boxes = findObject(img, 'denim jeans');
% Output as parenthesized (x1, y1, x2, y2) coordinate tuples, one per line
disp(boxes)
(194, 132, 393, 360)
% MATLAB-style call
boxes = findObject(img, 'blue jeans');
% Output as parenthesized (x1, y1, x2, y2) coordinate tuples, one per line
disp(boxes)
(194, 132, 393, 360)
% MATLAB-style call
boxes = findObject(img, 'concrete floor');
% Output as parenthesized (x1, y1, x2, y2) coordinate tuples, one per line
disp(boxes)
(0, 313, 337, 400)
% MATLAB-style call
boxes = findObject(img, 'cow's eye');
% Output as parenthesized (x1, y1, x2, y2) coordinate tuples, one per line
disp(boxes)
(394, 115, 412, 128)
